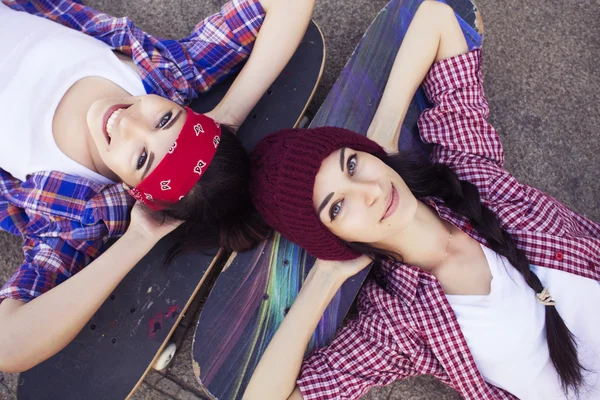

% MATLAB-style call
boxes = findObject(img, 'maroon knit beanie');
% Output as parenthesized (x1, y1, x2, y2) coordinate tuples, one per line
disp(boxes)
(249, 127, 386, 261)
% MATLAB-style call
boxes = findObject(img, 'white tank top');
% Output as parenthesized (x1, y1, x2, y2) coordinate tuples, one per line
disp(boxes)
(0, 3, 146, 183)
(446, 244, 600, 399)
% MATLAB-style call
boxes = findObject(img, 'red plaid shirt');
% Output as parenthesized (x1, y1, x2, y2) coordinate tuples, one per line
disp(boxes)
(297, 50, 600, 399)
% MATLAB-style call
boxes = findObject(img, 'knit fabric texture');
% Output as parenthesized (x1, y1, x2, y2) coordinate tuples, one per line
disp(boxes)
(249, 127, 385, 261)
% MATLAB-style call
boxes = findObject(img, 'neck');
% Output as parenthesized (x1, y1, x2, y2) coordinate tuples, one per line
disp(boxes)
(375, 201, 452, 271)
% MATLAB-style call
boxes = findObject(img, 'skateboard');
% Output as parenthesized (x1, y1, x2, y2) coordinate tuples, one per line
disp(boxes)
(191, 1, 482, 399)
(16, 20, 325, 400)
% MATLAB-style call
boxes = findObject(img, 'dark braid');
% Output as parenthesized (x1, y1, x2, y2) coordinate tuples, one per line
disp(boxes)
(345, 152, 585, 395)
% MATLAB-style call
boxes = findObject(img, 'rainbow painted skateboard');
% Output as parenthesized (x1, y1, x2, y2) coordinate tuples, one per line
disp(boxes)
(17, 20, 325, 400)
(191, 1, 482, 398)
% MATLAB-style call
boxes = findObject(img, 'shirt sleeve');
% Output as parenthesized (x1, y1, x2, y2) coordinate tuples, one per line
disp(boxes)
(2, 0, 265, 102)
(0, 236, 85, 303)
(176, 0, 266, 94)
(418, 49, 505, 170)
(297, 299, 416, 400)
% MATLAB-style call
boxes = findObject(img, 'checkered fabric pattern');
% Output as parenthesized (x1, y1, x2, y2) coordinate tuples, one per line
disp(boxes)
(0, 170, 133, 302)
(2, 0, 265, 104)
(297, 50, 600, 400)
(0, 0, 265, 303)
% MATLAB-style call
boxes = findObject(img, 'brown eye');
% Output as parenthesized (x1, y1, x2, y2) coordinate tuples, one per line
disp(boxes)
(157, 111, 172, 129)
(137, 149, 147, 170)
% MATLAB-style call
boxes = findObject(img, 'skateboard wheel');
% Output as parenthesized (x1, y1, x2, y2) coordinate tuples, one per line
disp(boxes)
(297, 115, 311, 129)
(153, 342, 177, 371)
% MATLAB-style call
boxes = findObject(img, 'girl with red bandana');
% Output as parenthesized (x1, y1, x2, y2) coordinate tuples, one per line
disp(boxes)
(0, 0, 314, 372)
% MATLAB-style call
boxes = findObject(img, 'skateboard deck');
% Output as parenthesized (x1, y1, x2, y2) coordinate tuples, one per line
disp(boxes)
(16, 20, 325, 400)
(191, 1, 482, 399)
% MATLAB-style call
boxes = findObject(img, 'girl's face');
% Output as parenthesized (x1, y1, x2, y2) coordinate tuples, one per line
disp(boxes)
(87, 94, 187, 187)
(313, 148, 418, 244)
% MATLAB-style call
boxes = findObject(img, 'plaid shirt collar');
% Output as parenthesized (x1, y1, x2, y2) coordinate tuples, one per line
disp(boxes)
(379, 197, 480, 306)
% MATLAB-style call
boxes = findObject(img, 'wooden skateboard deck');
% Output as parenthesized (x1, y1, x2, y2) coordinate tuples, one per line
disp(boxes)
(16, 20, 325, 400)
(191, 1, 482, 399)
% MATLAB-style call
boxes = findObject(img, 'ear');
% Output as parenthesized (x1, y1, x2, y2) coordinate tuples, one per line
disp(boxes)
(122, 182, 132, 191)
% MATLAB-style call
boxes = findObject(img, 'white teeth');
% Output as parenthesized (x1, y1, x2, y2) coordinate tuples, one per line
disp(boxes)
(106, 108, 124, 138)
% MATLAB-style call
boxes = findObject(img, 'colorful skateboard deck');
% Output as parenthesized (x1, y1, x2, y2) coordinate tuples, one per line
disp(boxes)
(191, 1, 482, 399)
(16, 20, 325, 400)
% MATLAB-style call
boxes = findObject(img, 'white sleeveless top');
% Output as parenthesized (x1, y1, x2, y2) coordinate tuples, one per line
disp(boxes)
(446, 244, 600, 399)
(0, 3, 146, 183)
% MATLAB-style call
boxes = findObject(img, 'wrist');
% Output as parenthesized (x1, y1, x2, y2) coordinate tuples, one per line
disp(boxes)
(368, 113, 403, 151)
(310, 260, 349, 289)
(122, 227, 160, 249)
(207, 101, 242, 132)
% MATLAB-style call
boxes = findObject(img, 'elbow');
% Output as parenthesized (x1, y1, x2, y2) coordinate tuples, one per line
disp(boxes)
(0, 362, 28, 374)
(0, 348, 29, 373)
(0, 329, 31, 373)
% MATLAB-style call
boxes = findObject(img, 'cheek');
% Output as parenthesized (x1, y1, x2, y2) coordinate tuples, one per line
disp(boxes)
(331, 205, 378, 242)
(99, 149, 133, 184)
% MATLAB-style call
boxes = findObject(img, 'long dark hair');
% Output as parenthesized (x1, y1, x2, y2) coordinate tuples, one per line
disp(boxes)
(158, 125, 271, 262)
(344, 151, 585, 395)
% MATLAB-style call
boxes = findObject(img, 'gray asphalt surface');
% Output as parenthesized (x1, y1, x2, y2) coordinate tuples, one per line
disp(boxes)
(0, 0, 598, 399)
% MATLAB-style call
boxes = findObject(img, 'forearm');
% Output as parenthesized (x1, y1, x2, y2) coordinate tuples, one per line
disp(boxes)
(367, 1, 467, 152)
(243, 263, 343, 400)
(210, 0, 315, 129)
(0, 231, 156, 372)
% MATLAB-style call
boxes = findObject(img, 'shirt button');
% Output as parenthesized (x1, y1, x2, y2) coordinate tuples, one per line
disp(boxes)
(554, 252, 564, 261)
(465, 221, 473, 231)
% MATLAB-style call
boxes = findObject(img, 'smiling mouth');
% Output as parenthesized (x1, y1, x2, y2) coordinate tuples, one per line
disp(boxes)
(381, 184, 399, 221)
(102, 104, 131, 145)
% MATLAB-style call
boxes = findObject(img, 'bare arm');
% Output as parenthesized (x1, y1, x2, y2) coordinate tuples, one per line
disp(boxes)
(243, 256, 371, 400)
(208, 0, 316, 129)
(366, 0, 468, 152)
(0, 204, 180, 373)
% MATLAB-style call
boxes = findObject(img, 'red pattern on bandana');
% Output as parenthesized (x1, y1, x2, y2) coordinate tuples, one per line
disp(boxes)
(129, 107, 221, 211)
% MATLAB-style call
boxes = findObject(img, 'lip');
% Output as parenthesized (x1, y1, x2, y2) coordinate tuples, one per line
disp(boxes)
(381, 184, 399, 221)
(102, 104, 130, 145)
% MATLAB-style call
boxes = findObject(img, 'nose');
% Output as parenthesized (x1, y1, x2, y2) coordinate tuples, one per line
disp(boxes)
(357, 180, 382, 207)
(119, 111, 147, 141)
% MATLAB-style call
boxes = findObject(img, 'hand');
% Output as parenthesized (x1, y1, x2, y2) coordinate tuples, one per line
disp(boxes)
(314, 255, 373, 284)
(126, 202, 183, 243)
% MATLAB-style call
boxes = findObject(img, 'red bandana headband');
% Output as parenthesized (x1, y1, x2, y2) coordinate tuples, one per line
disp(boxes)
(128, 107, 221, 211)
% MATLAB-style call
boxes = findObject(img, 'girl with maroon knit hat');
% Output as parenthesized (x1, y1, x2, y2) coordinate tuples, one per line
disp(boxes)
(0, 0, 314, 372)
(244, 2, 600, 399)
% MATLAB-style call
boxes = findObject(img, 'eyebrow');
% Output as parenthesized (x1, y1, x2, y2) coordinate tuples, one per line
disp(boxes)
(317, 149, 348, 218)
(340, 147, 346, 172)
(141, 152, 155, 180)
(317, 192, 334, 217)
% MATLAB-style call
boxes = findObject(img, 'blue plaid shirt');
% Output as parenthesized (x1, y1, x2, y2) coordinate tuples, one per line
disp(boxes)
(0, 0, 265, 303)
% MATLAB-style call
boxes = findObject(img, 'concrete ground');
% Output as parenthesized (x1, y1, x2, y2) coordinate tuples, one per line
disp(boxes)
(1, 0, 598, 398)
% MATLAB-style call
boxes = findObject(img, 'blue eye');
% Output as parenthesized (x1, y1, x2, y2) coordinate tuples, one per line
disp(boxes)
(158, 111, 172, 128)
(137, 149, 147, 170)
(347, 154, 357, 175)
(330, 200, 343, 221)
